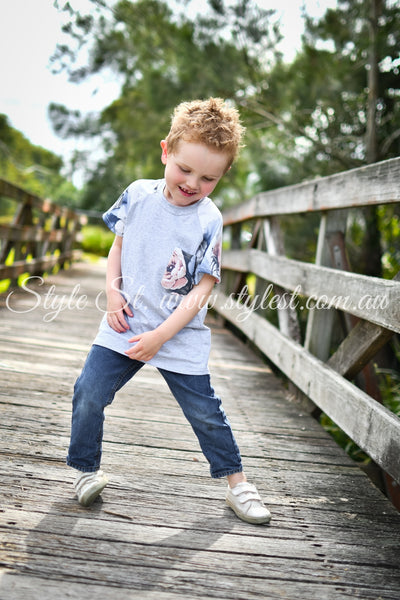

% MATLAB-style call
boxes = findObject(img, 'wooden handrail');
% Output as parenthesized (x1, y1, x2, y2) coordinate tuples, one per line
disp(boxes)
(215, 156, 400, 485)
(222, 248, 400, 333)
(223, 156, 400, 224)
(0, 178, 85, 285)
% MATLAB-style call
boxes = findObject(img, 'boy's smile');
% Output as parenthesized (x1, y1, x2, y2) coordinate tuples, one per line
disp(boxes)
(161, 140, 229, 207)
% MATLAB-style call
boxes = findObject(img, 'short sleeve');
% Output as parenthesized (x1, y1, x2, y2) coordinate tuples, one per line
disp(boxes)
(195, 215, 223, 284)
(103, 188, 129, 236)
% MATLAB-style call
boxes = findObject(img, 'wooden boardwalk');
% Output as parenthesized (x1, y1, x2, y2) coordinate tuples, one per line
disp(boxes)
(1, 261, 400, 600)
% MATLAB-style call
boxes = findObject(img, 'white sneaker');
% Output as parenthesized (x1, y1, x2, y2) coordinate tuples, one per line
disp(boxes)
(74, 470, 108, 507)
(226, 482, 271, 524)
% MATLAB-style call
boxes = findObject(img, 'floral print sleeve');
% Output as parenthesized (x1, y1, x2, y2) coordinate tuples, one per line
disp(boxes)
(102, 188, 130, 236)
(194, 209, 223, 285)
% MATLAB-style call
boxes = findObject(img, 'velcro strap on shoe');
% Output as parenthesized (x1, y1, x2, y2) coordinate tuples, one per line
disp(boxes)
(232, 483, 262, 504)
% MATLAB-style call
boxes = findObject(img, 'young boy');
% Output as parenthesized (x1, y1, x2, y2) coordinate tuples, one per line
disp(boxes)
(67, 97, 271, 525)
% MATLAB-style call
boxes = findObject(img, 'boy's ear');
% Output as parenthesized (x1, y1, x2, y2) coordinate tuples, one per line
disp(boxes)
(160, 140, 168, 165)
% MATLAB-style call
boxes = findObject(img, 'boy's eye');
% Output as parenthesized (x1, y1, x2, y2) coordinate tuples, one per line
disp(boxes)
(179, 166, 190, 173)
(203, 177, 215, 182)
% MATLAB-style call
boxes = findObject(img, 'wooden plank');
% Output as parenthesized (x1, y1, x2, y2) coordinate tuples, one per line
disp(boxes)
(0, 413, 356, 468)
(1, 261, 400, 600)
(0, 459, 393, 526)
(1, 496, 400, 598)
(222, 156, 400, 224)
(0, 573, 207, 600)
(304, 211, 347, 360)
(213, 290, 400, 483)
(264, 217, 301, 342)
(327, 317, 394, 378)
(0, 178, 83, 285)
(0, 252, 75, 279)
(2, 510, 400, 583)
(1, 561, 396, 600)
(327, 271, 400, 378)
(0, 572, 218, 600)
(0, 461, 389, 520)
(221, 249, 400, 333)
(0, 225, 65, 244)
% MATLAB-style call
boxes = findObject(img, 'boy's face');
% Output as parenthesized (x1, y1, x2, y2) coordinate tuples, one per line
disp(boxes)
(160, 139, 230, 207)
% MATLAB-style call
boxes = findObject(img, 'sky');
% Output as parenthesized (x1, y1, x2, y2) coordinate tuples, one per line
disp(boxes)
(0, 0, 337, 184)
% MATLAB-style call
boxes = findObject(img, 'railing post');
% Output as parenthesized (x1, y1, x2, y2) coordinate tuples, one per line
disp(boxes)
(0, 178, 85, 286)
(11, 197, 34, 285)
(264, 216, 301, 343)
(222, 222, 242, 298)
(304, 210, 348, 360)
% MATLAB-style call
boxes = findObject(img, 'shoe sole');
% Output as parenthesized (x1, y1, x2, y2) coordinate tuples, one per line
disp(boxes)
(78, 478, 108, 507)
(226, 497, 271, 524)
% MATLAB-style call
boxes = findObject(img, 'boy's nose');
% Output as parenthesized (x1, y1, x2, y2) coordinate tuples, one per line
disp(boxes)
(186, 174, 199, 190)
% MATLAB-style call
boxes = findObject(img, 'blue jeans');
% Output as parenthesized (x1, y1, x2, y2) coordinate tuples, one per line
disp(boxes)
(67, 345, 243, 478)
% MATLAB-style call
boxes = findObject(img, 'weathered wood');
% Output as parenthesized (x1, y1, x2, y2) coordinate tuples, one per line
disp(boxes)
(304, 211, 347, 360)
(0, 224, 65, 244)
(0, 178, 83, 284)
(3, 516, 400, 589)
(327, 271, 400, 379)
(0, 252, 76, 280)
(221, 248, 400, 333)
(0, 574, 213, 600)
(327, 317, 395, 378)
(222, 156, 400, 224)
(1, 262, 400, 600)
(264, 217, 301, 342)
(213, 289, 400, 484)
(220, 157, 400, 515)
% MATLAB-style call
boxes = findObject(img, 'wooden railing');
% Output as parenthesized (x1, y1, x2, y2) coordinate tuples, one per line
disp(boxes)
(214, 157, 400, 485)
(0, 179, 85, 285)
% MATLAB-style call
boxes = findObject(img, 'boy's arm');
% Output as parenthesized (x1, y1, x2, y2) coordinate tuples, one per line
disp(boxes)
(125, 274, 216, 361)
(106, 235, 133, 332)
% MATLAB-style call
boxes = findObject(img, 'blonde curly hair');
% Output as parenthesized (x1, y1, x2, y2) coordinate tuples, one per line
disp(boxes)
(165, 97, 245, 171)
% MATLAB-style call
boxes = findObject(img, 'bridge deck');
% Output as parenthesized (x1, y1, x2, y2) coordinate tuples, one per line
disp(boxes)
(1, 261, 399, 600)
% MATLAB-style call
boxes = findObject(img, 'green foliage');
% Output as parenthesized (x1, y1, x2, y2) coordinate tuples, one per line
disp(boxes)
(50, 0, 400, 207)
(50, 0, 282, 211)
(376, 340, 400, 417)
(49, 0, 400, 281)
(377, 205, 400, 278)
(242, 0, 400, 185)
(80, 225, 114, 256)
(280, 213, 320, 263)
(239, 0, 400, 282)
(0, 114, 81, 207)
(319, 413, 371, 464)
(377, 369, 400, 417)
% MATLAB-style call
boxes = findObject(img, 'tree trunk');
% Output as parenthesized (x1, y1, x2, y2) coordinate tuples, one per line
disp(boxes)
(362, 0, 382, 278)
(365, 0, 381, 164)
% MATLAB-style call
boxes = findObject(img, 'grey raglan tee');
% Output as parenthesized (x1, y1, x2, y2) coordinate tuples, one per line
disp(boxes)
(93, 178, 222, 375)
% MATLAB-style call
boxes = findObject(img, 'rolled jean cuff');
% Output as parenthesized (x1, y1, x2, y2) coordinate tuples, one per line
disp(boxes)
(66, 458, 101, 473)
(211, 467, 243, 479)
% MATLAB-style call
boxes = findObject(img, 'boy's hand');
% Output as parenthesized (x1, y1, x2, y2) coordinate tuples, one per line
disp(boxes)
(126, 330, 164, 362)
(106, 290, 133, 332)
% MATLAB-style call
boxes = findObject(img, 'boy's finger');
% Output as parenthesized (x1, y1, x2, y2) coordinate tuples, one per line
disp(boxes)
(108, 312, 128, 332)
(128, 335, 141, 343)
